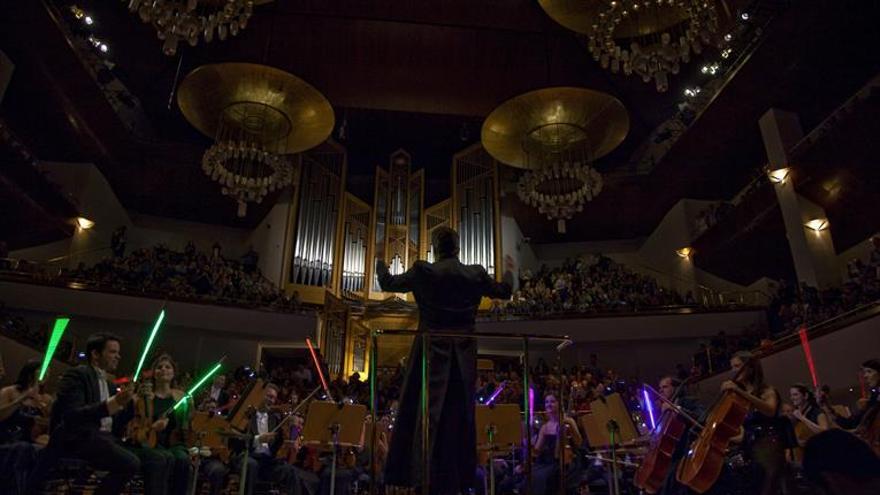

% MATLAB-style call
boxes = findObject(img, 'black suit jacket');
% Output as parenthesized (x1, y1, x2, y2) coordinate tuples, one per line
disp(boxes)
(378, 256, 511, 489)
(49, 365, 131, 444)
(377, 257, 512, 330)
(233, 410, 284, 457)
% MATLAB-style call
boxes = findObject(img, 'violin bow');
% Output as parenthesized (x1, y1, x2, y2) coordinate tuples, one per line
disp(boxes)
(270, 385, 322, 434)
(643, 383, 703, 430)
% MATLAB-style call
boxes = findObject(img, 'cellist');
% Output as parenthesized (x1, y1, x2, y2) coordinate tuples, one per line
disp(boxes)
(654, 376, 702, 495)
(718, 351, 790, 495)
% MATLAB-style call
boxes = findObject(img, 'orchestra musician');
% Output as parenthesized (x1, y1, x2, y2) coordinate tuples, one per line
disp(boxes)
(27, 333, 140, 495)
(655, 376, 701, 495)
(802, 429, 880, 495)
(0, 359, 52, 494)
(199, 374, 230, 413)
(787, 383, 829, 463)
(827, 358, 880, 456)
(529, 392, 584, 495)
(718, 351, 791, 495)
(376, 226, 513, 495)
(144, 353, 193, 495)
(231, 382, 303, 495)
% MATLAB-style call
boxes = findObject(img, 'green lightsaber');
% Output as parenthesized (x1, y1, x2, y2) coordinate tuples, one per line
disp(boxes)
(133, 308, 166, 383)
(39, 317, 70, 381)
(173, 358, 225, 411)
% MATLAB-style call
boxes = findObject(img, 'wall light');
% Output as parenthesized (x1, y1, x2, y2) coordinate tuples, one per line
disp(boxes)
(676, 247, 693, 259)
(804, 218, 829, 232)
(767, 167, 791, 184)
(75, 217, 95, 230)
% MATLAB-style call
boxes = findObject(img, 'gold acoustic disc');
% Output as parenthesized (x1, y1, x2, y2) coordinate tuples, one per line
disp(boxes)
(538, 0, 691, 38)
(177, 62, 334, 154)
(481, 87, 629, 169)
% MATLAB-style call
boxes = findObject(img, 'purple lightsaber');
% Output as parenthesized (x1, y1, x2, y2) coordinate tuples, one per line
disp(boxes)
(643, 387, 657, 430)
(485, 380, 508, 405)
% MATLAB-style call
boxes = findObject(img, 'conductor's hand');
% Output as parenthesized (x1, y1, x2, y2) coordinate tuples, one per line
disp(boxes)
(258, 432, 277, 444)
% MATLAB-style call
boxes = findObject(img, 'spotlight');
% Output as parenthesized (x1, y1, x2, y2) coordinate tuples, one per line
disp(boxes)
(724, 33, 733, 42)
(741, 12, 750, 20)
(767, 167, 791, 184)
(75, 217, 95, 230)
(683, 87, 701, 98)
(804, 219, 829, 232)
(721, 48, 732, 59)
(676, 247, 693, 259)
(84, 16, 94, 26)
(99, 43, 109, 53)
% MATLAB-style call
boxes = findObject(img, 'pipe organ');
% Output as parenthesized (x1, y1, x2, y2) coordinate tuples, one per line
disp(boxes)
(370, 150, 424, 296)
(340, 194, 371, 294)
(307, 145, 501, 378)
(287, 145, 501, 306)
(289, 144, 346, 290)
(452, 144, 501, 276)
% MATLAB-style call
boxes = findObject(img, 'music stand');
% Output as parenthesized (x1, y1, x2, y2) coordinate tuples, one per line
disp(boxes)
(579, 393, 638, 448)
(302, 401, 368, 495)
(476, 404, 522, 495)
(579, 393, 637, 495)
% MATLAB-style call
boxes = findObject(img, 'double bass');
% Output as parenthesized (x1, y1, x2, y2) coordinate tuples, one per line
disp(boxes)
(676, 368, 751, 493)
(634, 383, 690, 494)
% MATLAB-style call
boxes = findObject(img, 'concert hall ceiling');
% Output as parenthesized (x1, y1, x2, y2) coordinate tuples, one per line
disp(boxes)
(1, 0, 879, 250)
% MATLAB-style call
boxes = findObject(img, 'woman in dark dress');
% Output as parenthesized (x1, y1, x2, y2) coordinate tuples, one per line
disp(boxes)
(149, 354, 193, 495)
(0, 359, 51, 495)
(720, 351, 791, 495)
(528, 393, 584, 495)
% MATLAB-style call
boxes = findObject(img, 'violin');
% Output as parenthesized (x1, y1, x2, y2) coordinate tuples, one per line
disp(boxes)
(676, 368, 751, 493)
(127, 379, 159, 448)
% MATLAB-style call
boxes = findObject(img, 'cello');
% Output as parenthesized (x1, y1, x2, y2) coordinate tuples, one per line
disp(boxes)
(634, 381, 694, 494)
(676, 367, 751, 493)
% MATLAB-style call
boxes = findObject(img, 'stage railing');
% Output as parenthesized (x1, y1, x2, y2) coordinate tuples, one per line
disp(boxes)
(368, 329, 571, 495)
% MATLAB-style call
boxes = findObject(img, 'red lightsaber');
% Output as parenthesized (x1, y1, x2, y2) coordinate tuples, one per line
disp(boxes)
(798, 326, 819, 388)
(306, 338, 332, 401)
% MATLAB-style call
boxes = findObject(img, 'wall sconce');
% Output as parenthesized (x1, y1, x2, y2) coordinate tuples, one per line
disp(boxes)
(767, 167, 791, 184)
(75, 217, 95, 230)
(676, 247, 693, 259)
(804, 218, 829, 232)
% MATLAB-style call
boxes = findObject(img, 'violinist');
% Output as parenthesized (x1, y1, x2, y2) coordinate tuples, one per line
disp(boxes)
(720, 351, 790, 495)
(529, 392, 584, 495)
(232, 382, 303, 495)
(199, 374, 230, 413)
(827, 359, 880, 455)
(0, 359, 51, 495)
(27, 332, 140, 495)
(787, 383, 828, 463)
(0, 359, 52, 444)
(144, 353, 193, 495)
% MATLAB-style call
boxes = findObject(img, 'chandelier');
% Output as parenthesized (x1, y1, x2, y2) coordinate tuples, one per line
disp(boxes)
(539, 0, 720, 92)
(516, 124, 602, 227)
(482, 87, 629, 233)
(123, 0, 268, 56)
(201, 102, 294, 216)
(177, 63, 335, 217)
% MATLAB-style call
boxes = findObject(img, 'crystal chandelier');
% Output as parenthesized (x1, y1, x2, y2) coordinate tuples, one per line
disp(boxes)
(516, 123, 603, 233)
(588, 0, 719, 92)
(123, 0, 262, 56)
(482, 87, 629, 234)
(177, 63, 335, 217)
(201, 102, 294, 217)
